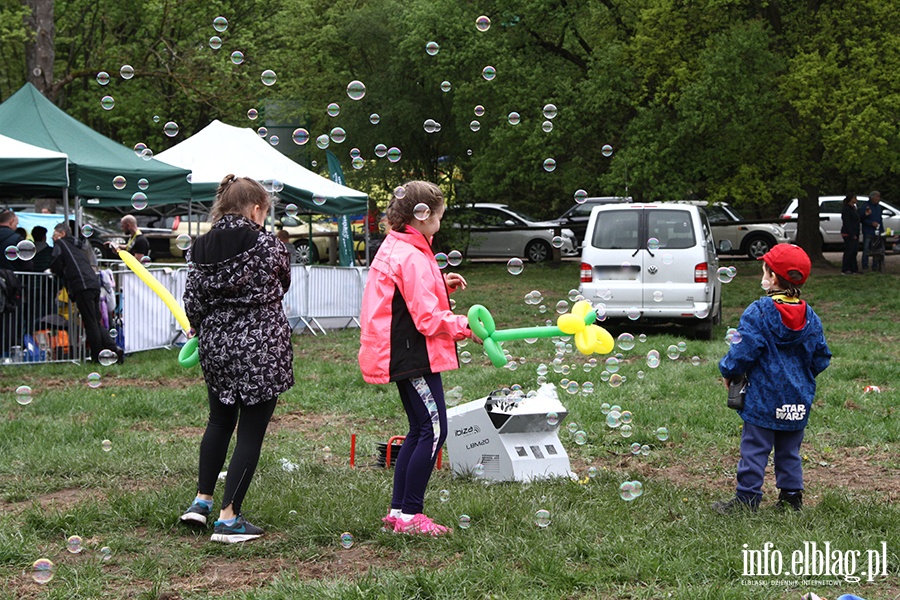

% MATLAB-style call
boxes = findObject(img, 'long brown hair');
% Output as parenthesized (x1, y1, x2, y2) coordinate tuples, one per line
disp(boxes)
(209, 175, 270, 223)
(385, 181, 443, 230)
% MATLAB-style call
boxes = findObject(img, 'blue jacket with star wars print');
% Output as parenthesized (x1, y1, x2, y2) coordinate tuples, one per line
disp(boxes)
(719, 296, 831, 431)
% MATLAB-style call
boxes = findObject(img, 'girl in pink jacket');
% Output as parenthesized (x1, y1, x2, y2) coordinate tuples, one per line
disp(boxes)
(359, 181, 477, 536)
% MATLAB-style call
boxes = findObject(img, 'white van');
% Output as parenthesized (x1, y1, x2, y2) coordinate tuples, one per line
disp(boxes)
(578, 204, 722, 339)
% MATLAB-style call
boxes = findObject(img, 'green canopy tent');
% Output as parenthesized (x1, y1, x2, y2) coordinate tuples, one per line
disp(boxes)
(0, 83, 191, 209)
(0, 133, 69, 194)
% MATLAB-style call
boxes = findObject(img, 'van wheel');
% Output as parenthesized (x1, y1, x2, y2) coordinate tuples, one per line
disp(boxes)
(295, 240, 319, 266)
(693, 318, 714, 340)
(525, 240, 552, 263)
(743, 235, 774, 259)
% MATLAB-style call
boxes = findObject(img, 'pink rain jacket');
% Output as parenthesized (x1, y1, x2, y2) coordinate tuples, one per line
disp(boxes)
(358, 225, 470, 384)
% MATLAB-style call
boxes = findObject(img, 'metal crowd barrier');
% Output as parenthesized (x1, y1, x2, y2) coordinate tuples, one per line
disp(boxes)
(1, 270, 86, 365)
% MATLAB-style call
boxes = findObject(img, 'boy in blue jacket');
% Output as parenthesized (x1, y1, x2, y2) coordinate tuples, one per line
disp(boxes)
(714, 244, 831, 513)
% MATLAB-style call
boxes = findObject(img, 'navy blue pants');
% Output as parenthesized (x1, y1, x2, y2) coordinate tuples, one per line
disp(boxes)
(391, 373, 447, 515)
(737, 421, 805, 502)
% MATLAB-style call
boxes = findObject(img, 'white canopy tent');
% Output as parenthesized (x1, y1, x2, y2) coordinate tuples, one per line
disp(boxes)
(154, 120, 367, 215)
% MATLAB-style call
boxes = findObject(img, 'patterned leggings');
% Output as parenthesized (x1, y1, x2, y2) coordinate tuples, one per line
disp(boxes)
(391, 373, 447, 515)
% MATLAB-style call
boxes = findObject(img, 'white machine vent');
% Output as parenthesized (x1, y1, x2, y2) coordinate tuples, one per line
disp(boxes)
(480, 455, 501, 473)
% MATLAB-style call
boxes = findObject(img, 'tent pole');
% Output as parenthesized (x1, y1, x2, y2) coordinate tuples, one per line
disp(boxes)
(62, 188, 70, 223)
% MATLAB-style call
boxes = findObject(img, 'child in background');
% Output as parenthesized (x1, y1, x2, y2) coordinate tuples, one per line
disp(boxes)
(715, 244, 831, 513)
(358, 181, 479, 536)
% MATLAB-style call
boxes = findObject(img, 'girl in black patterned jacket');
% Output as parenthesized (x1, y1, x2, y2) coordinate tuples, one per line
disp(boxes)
(179, 175, 294, 543)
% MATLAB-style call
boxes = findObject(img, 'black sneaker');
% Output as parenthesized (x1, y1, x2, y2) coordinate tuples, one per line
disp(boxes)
(180, 501, 211, 526)
(775, 490, 803, 511)
(711, 497, 759, 515)
(116, 347, 125, 364)
(210, 515, 264, 544)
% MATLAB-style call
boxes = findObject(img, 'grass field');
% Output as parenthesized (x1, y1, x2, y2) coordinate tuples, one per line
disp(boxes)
(1, 257, 899, 599)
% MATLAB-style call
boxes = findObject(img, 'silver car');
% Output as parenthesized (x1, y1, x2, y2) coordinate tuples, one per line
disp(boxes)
(781, 195, 900, 249)
(450, 203, 578, 262)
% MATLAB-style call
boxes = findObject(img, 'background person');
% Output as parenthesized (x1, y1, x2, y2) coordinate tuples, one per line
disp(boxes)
(714, 244, 831, 514)
(49, 223, 123, 364)
(119, 215, 150, 262)
(840, 195, 861, 275)
(180, 175, 294, 544)
(30, 226, 54, 272)
(276, 229, 299, 264)
(358, 180, 479, 536)
(858, 191, 883, 271)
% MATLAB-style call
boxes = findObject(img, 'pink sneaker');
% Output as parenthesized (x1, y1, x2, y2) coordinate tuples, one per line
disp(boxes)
(381, 514, 399, 532)
(393, 513, 452, 536)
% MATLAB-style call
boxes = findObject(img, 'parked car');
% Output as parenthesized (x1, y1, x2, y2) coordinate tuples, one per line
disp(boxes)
(448, 203, 578, 262)
(168, 212, 338, 265)
(579, 203, 722, 339)
(781, 195, 900, 250)
(676, 201, 789, 259)
(553, 197, 632, 250)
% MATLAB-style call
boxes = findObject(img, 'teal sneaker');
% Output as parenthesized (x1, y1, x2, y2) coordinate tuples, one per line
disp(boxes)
(180, 500, 211, 526)
(210, 515, 264, 544)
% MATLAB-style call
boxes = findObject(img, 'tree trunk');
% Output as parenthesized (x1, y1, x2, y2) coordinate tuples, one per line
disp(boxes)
(796, 183, 826, 263)
(23, 0, 55, 97)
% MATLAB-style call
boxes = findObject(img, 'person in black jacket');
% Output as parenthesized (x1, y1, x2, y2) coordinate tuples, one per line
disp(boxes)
(840, 195, 862, 275)
(50, 223, 123, 363)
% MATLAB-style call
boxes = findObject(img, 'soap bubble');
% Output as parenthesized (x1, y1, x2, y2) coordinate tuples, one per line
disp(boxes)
(574, 189, 588, 203)
(316, 134, 330, 149)
(459, 351, 471, 364)
(434, 253, 448, 269)
(677, 341, 688, 352)
(101, 95, 115, 110)
(163, 121, 179, 137)
(16, 240, 35, 261)
(119, 65, 134, 79)
(619, 481, 636, 501)
(425, 41, 439, 56)
(646, 350, 660, 368)
(542, 120, 553, 132)
(373, 144, 387, 158)
(606, 410, 621, 428)
(574, 430, 587, 445)
(31, 558, 54, 584)
(716, 266, 735, 283)
(600, 403, 611, 415)
(330, 127, 346, 143)
(534, 509, 550, 528)
(691, 356, 701, 366)
(546, 411, 559, 426)
(473, 463, 485, 477)
(346, 80, 366, 100)
(608, 373, 623, 387)
(582, 381, 594, 394)
(15, 385, 32, 405)
(616, 332, 635, 351)
(440, 81, 451, 93)
(175, 234, 192, 251)
(637, 370, 645, 379)
(632, 480, 644, 497)
(368, 114, 381, 126)
(627, 306, 641, 320)
(555, 300, 568, 314)
(605, 357, 619, 373)
(459, 515, 471, 529)
(482, 66, 496, 80)
(413, 203, 431, 220)
(133, 142, 148, 157)
(474, 105, 485, 117)
(476, 15, 491, 31)
(656, 427, 669, 441)
(543, 158, 557, 172)
(551, 236, 564, 248)
(98, 348, 117, 366)
(641, 445, 650, 456)
(507, 258, 524, 275)
(543, 104, 558, 119)
(508, 112, 520, 125)
(631, 442, 642, 455)
(619, 424, 633, 438)
(312, 193, 326, 207)
(96, 71, 110, 85)
(470, 120, 481, 132)
(141, 256, 151, 266)
(87, 372, 102, 388)
(231, 51, 244, 64)
(100, 546, 112, 561)
(4, 245, 17, 261)
(269, 135, 280, 146)
(601, 144, 613, 157)
(137, 178, 149, 190)
(209, 36, 222, 50)
(653, 290, 664, 302)
(81, 224, 94, 237)
(565, 381, 579, 395)
(666, 345, 679, 360)
(647, 237, 660, 251)
(340, 532, 354, 549)
(326, 102, 341, 117)
(447, 250, 463, 266)
(387, 147, 401, 163)
(439, 489, 450, 502)
(67, 534, 83, 554)
(285, 204, 299, 218)
(213, 16, 228, 32)
(587, 466, 598, 479)
(260, 70, 277, 86)
(257, 127, 269, 138)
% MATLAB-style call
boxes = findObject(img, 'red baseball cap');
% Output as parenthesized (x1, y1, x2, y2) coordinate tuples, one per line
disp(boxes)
(758, 244, 811, 285)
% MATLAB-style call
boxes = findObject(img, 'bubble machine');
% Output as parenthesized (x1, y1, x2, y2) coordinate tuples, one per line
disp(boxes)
(445, 383, 572, 482)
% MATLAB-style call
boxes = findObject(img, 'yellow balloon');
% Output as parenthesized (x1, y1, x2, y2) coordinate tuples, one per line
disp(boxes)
(571, 300, 593, 319)
(590, 325, 615, 355)
(574, 327, 598, 355)
(118, 250, 191, 333)
(557, 313, 583, 335)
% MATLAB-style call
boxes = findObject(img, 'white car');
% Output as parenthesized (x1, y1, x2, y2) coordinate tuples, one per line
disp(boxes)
(449, 203, 578, 262)
(781, 196, 900, 249)
(677, 201, 789, 259)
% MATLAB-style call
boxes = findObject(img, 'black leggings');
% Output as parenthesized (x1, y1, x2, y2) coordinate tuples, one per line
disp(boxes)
(197, 394, 277, 515)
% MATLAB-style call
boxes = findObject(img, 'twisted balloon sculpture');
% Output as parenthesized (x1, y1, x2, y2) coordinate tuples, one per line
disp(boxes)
(467, 300, 614, 368)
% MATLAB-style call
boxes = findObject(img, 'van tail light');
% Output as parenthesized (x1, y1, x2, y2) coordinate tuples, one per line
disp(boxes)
(172, 215, 180, 230)
(694, 262, 708, 283)
(580, 263, 593, 282)
(780, 214, 793, 221)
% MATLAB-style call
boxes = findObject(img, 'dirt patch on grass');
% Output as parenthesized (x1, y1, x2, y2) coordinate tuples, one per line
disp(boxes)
(2, 486, 100, 516)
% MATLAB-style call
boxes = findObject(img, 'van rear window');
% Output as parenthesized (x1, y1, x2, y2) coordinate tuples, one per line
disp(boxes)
(590, 211, 639, 249)
(648, 210, 695, 249)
